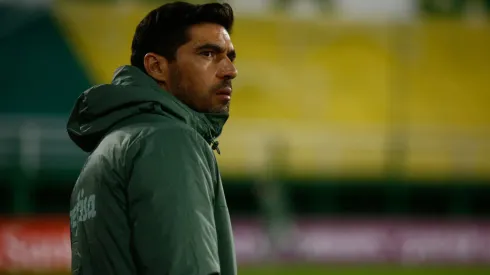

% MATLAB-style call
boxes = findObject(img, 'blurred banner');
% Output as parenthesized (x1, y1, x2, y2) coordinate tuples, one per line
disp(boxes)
(1, 217, 490, 272)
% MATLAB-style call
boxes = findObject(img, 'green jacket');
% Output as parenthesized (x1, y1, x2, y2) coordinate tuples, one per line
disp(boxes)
(67, 65, 236, 275)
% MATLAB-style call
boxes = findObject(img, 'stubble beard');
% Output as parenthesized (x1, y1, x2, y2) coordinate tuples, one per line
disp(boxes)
(170, 69, 230, 115)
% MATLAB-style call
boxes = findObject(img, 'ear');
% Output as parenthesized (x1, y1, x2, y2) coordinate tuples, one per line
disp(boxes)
(143, 52, 169, 83)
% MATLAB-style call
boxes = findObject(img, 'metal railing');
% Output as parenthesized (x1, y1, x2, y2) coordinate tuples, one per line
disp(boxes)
(0, 116, 87, 176)
(0, 115, 489, 179)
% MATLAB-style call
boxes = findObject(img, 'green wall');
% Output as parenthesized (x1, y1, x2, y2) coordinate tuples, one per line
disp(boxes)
(2, 174, 490, 217)
(0, 6, 92, 115)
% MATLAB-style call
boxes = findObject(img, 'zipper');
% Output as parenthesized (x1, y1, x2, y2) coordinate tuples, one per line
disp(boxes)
(211, 140, 221, 155)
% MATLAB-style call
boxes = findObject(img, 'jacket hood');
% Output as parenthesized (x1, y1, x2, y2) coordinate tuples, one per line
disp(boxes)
(67, 65, 229, 152)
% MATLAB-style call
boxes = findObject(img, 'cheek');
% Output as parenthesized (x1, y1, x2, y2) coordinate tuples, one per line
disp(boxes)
(189, 66, 215, 94)
(178, 59, 216, 97)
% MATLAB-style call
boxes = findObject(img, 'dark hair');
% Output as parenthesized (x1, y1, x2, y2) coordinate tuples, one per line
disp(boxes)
(130, 1, 234, 72)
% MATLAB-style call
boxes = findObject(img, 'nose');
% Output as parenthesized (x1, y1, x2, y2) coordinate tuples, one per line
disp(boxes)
(218, 59, 238, 80)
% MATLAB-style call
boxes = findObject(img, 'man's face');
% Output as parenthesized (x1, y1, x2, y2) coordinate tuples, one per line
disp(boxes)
(166, 23, 237, 114)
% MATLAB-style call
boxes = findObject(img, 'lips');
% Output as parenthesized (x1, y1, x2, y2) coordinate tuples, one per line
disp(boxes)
(216, 87, 232, 96)
(216, 87, 232, 101)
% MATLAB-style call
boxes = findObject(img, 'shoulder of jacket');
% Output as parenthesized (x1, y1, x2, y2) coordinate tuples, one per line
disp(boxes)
(124, 122, 208, 156)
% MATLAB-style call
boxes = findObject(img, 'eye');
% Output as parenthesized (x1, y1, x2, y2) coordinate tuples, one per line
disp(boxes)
(200, 51, 215, 58)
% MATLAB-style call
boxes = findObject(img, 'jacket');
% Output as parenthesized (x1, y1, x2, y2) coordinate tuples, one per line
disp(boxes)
(67, 65, 236, 275)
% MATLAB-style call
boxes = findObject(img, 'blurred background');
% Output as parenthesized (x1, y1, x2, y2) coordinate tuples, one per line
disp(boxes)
(1, 0, 490, 274)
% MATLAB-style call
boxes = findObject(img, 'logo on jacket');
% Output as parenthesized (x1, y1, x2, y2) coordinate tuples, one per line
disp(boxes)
(69, 189, 97, 236)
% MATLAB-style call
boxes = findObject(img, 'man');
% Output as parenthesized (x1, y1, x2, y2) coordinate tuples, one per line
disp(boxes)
(67, 2, 238, 275)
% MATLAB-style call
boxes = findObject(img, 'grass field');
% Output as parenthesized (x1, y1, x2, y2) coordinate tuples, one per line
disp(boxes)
(239, 264, 490, 275)
(4, 264, 490, 275)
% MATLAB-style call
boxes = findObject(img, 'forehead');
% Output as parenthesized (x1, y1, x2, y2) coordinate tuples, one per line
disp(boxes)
(186, 23, 233, 48)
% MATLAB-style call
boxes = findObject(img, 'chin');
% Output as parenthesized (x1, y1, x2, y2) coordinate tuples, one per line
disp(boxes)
(210, 104, 230, 114)
(220, 105, 230, 114)
(213, 108, 229, 115)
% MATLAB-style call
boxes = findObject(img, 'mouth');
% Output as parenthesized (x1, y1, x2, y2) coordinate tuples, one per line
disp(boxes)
(216, 87, 232, 101)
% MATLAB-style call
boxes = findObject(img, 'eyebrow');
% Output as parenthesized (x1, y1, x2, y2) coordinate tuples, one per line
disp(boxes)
(196, 43, 236, 61)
